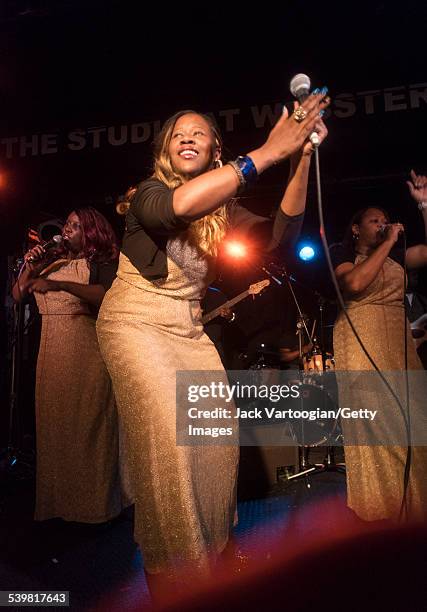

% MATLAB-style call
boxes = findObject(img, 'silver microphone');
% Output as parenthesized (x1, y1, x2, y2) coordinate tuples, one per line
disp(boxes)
(289, 73, 320, 147)
(378, 224, 404, 236)
(28, 235, 63, 262)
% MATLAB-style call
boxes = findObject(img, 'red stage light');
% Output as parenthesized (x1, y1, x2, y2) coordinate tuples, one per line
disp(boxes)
(224, 241, 247, 258)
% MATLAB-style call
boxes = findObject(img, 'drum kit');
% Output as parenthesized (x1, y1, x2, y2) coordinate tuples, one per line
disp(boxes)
(247, 264, 345, 483)
(249, 323, 341, 449)
(296, 330, 341, 449)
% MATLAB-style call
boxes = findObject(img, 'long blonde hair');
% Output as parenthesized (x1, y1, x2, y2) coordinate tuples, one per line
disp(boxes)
(153, 110, 229, 256)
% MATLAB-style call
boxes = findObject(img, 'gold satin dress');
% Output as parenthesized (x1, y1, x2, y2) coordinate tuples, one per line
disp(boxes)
(96, 235, 239, 576)
(334, 255, 427, 521)
(34, 258, 124, 523)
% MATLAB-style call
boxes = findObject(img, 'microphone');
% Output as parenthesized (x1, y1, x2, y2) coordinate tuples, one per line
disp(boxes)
(378, 224, 404, 236)
(28, 235, 63, 262)
(289, 73, 320, 147)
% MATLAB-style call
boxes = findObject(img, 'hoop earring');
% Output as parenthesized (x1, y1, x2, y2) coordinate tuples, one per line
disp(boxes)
(352, 233, 359, 240)
(215, 159, 223, 169)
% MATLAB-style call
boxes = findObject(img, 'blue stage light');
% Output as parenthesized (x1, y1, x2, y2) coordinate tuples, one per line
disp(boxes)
(298, 245, 315, 261)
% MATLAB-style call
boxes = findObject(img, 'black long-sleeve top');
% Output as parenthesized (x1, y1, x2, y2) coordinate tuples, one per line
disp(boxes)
(122, 178, 304, 280)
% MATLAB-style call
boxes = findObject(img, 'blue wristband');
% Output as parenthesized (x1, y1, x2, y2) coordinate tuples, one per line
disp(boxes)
(227, 155, 258, 192)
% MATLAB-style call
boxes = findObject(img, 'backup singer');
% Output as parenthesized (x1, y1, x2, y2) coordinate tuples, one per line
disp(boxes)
(13, 208, 126, 523)
(96, 97, 328, 583)
(331, 171, 427, 522)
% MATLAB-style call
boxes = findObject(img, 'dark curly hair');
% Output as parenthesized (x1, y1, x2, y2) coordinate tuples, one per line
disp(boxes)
(73, 207, 119, 263)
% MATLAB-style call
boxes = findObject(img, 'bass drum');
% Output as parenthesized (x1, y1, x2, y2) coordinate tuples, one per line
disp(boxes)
(290, 381, 341, 447)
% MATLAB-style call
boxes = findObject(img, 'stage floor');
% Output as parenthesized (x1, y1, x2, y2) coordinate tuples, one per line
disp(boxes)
(0, 449, 347, 610)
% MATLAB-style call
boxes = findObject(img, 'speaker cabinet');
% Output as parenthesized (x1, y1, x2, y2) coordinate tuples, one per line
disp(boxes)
(238, 443, 298, 500)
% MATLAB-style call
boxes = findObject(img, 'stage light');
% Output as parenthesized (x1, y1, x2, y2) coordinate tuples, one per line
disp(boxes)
(224, 240, 247, 258)
(298, 244, 316, 261)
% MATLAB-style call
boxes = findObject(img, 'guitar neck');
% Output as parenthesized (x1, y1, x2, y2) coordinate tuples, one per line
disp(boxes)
(202, 289, 250, 324)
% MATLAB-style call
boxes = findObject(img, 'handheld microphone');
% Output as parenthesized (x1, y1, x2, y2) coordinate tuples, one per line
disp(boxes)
(289, 73, 320, 147)
(378, 224, 404, 236)
(28, 235, 63, 262)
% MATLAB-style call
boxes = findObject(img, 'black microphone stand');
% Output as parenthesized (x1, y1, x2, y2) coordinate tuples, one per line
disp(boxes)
(0, 255, 35, 481)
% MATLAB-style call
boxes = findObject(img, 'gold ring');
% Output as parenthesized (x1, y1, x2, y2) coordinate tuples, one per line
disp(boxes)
(292, 107, 308, 123)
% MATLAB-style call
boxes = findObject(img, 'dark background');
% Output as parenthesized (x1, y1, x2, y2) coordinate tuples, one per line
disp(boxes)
(1, 1, 427, 443)
(0, 1, 426, 242)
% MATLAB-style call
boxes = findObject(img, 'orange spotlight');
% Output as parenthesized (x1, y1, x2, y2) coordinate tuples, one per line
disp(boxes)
(224, 240, 247, 258)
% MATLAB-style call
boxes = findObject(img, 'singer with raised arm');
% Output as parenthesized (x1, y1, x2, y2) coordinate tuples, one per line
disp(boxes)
(330, 171, 427, 523)
(12, 208, 128, 525)
(96, 92, 329, 597)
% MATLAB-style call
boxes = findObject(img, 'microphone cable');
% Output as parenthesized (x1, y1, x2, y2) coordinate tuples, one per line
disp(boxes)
(312, 147, 412, 520)
(400, 234, 411, 521)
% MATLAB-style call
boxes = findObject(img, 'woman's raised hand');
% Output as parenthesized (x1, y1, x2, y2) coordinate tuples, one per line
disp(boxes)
(256, 91, 330, 168)
(383, 223, 405, 245)
(407, 169, 427, 204)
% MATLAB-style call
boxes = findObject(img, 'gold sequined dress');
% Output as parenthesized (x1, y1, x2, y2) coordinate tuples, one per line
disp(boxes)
(34, 258, 124, 522)
(96, 234, 239, 576)
(334, 254, 427, 521)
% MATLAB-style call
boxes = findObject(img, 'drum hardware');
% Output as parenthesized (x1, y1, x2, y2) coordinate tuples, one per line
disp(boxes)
(262, 261, 345, 484)
(286, 360, 345, 484)
(248, 344, 282, 370)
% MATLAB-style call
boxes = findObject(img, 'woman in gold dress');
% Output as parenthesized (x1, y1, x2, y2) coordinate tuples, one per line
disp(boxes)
(13, 208, 126, 523)
(96, 97, 329, 584)
(331, 171, 427, 522)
